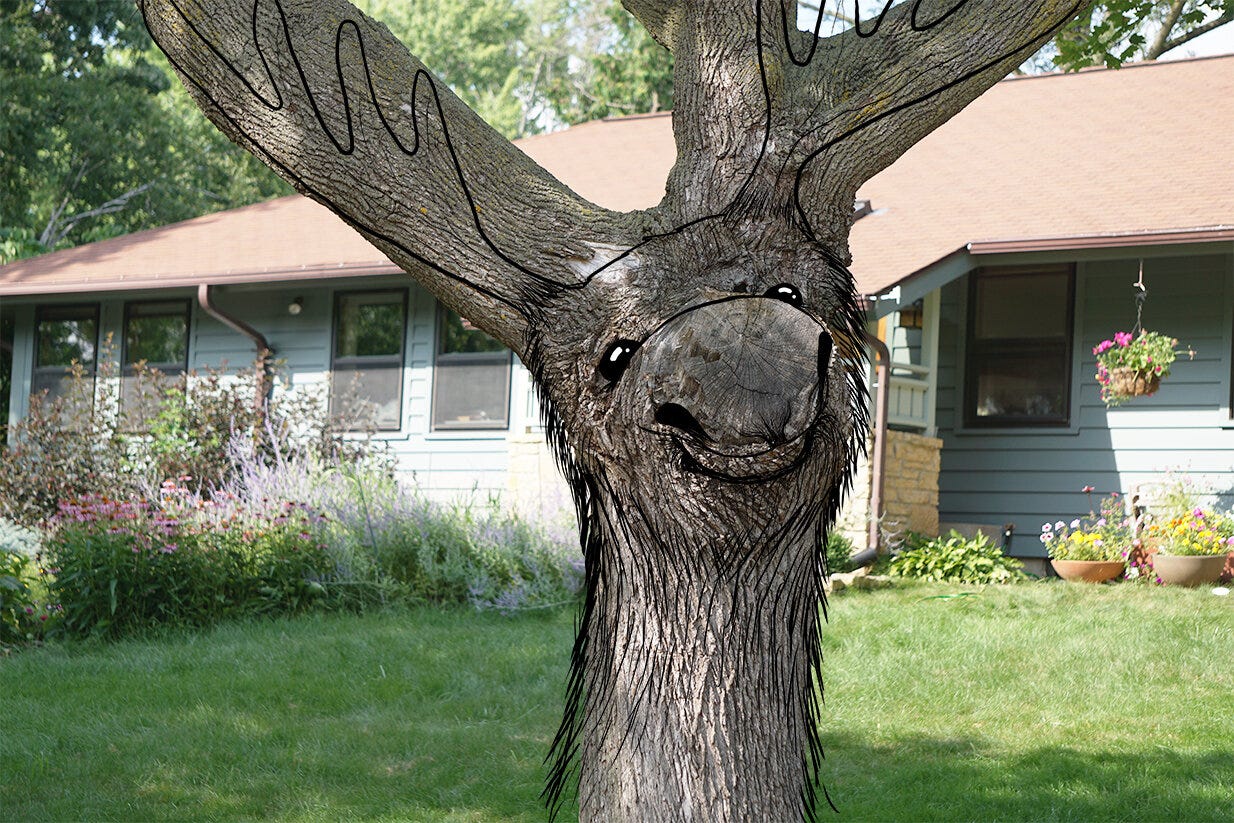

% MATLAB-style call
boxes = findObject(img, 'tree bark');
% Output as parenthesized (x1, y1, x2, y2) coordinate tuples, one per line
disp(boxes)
(139, 1, 1093, 819)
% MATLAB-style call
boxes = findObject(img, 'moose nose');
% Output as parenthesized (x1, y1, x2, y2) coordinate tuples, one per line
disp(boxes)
(639, 297, 830, 450)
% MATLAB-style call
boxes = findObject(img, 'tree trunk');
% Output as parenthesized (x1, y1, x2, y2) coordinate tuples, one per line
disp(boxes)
(138, 1, 1093, 819)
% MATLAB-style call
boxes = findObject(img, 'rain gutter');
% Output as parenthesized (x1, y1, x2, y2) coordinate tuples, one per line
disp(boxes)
(849, 332, 891, 569)
(196, 284, 274, 409)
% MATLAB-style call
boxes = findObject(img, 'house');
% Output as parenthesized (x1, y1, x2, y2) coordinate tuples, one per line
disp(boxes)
(2, 55, 1232, 560)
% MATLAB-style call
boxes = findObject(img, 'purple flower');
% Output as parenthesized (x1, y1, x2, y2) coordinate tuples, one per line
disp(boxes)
(1193, 507, 1205, 518)
(1115, 331, 1133, 347)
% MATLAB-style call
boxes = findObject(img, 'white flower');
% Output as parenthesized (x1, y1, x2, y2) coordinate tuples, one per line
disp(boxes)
(1041, 523, 1053, 533)
(1055, 521, 1066, 531)
(1070, 519, 1082, 529)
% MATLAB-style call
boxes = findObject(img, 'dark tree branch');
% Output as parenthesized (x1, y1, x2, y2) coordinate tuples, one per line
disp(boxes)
(40, 181, 156, 248)
(1156, 9, 1234, 57)
(780, 1, 1093, 245)
(139, 0, 635, 354)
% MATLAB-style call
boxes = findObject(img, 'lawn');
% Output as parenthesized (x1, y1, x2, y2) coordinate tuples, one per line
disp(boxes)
(2, 582, 1231, 821)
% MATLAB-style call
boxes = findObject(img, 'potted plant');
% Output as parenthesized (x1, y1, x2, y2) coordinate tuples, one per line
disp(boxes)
(1093, 330, 1187, 407)
(1041, 489, 1132, 583)
(1142, 508, 1234, 587)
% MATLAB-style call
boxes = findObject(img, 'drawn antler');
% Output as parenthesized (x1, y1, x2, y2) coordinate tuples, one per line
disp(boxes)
(139, 0, 636, 355)
(619, 0, 1089, 244)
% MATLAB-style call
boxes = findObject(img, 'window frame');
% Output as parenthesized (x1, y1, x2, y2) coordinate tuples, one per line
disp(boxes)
(963, 264, 1076, 429)
(430, 307, 512, 432)
(121, 299, 192, 376)
(329, 288, 408, 432)
(31, 303, 101, 403)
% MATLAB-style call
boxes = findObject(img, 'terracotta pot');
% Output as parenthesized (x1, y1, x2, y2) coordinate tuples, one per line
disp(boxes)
(1152, 553, 1227, 587)
(1050, 559, 1126, 583)
(1108, 367, 1160, 398)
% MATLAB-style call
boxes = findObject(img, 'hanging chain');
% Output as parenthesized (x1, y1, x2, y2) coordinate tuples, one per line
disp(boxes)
(1132, 259, 1146, 336)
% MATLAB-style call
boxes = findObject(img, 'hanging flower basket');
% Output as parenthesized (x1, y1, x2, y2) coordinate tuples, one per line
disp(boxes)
(1106, 366, 1160, 399)
(1094, 330, 1190, 407)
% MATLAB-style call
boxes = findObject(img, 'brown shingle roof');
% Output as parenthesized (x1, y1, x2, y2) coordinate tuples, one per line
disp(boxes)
(2, 55, 1231, 298)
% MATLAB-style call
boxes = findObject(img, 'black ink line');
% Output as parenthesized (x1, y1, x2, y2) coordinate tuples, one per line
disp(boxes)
(790, 2, 1084, 242)
(147, 0, 591, 309)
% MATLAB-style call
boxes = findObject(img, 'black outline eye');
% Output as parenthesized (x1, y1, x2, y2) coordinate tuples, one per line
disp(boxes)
(765, 283, 803, 308)
(599, 340, 639, 383)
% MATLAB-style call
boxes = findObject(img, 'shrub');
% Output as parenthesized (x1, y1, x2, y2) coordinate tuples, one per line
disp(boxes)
(824, 531, 856, 574)
(213, 447, 583, 612)
(889, 530, 1025, 585)
(0, 350, 374, 527)
(45, 490, 338, 638)
(2, 549, 40, 644)
(320, 469, 581, 611)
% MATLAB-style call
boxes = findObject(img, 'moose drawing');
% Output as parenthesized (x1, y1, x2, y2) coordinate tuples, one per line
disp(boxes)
(139, 1, 1089, 819)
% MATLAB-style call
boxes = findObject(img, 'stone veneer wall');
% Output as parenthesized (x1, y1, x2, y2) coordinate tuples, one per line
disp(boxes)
(835, 429, 942, 549)
(881, 430, 942, 540)
(506, 433, 574, 519)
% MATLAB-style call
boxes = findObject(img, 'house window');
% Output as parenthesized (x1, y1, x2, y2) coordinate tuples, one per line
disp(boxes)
(432, 308, 510, 430)
(330, 290, 406, 431)
(32, 304, 99, 407)
(122, 300, 190, 416)
(965, 266, 1074, 427)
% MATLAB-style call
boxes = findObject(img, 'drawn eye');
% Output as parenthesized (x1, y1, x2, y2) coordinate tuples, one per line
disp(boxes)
(765, 283, 803, 308)
(599, 340, 639, 382)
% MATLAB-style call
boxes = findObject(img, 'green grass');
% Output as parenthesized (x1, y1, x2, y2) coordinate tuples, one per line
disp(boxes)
(819, 582, 1234, 821)
(2, 583, 1232, 821)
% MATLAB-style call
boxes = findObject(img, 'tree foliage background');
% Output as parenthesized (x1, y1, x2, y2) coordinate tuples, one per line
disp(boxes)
(1, 0, 1228, 263)
(1053, 1, 1233, 69)
(0, 0, 674, 262)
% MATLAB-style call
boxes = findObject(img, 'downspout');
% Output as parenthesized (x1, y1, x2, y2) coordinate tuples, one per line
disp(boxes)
(849, 331, 891, 569)
(196, 284, 275, 411)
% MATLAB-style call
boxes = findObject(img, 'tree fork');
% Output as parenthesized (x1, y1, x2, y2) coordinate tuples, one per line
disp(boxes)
(139, 1, 1093, 819)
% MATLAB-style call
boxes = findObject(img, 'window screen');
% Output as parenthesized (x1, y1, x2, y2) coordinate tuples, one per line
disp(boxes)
(32, 304, 99, 409)
(431, 309, 510, 430)
(330, 290, 406, 430)
(122, 300, 190, 418)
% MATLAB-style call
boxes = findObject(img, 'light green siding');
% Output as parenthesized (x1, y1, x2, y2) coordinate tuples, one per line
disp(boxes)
(934, 250, 1234, 556)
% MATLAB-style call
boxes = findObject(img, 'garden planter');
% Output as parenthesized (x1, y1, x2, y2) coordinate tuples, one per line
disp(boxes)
(1050, 559, 1126, 583)
(1152, 554, 1227, 587)
(1107, 367, 1160, 398)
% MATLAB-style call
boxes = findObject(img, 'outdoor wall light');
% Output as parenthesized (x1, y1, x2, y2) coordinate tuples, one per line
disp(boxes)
(288, 297, 304, 316)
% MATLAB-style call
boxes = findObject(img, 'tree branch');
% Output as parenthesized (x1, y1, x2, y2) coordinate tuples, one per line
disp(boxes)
(1156, 9, 1234, 57)
(1146, 0, 1188, 59)
(139, 0, 634, 354)
(40, 182, 156, 248)
(781, 0, 1093, 243)
(619, 0, 681, 49)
